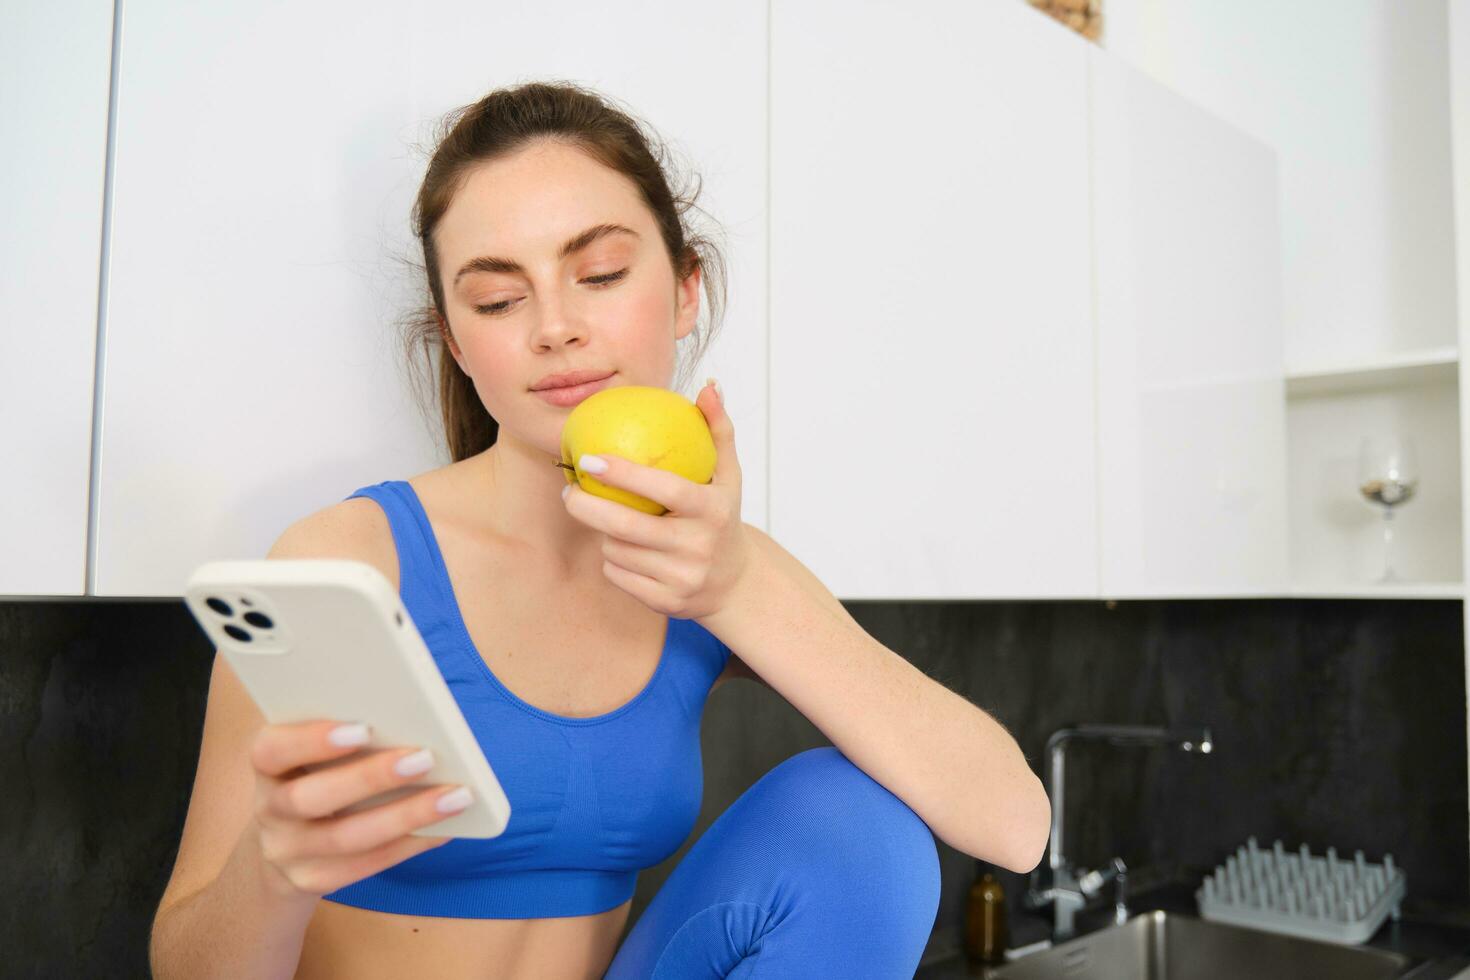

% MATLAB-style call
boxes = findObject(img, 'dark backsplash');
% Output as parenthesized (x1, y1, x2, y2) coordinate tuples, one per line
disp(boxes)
(2, 597, 1464, 976)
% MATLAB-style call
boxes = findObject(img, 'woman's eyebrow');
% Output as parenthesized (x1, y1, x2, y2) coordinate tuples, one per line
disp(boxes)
(453, 223, 640, 286)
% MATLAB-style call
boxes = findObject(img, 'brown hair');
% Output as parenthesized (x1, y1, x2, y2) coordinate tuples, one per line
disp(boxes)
(396, 79, 729, 462)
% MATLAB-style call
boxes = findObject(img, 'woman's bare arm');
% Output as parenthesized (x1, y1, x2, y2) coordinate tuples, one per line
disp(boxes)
(150, 816, 321, 980)
(150, 501, 450, 979)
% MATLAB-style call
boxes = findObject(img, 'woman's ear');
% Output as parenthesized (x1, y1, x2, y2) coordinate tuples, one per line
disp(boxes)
(674, 261, 702, 342)
(438, 313, 466, 370)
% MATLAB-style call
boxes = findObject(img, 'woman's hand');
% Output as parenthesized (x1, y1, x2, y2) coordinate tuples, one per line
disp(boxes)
(246, 720, 469, 900)
(561, 378, 753, 621)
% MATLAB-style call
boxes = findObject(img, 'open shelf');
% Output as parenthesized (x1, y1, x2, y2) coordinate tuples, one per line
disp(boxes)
(1285, 346, 1459, 398)
(1091, 583, 1465, 600)
(1285, 381, 1463, 589)
(1287, 581, 1464, 599)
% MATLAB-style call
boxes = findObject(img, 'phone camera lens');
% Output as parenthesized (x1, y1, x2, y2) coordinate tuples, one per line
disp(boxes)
(205, 597, 232, 617)
(243, 611, 274, 629)
(223, 624, 252, 642)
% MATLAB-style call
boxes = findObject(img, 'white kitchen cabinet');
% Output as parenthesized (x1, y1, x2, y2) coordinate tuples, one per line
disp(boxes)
(770, 0, 1099, 600)
(1090, 47, 1290, 598)
(1102, 3, 1460, 600)
(29, 0, 1297, 601)
(94, 1, 767, 596)
(0, 1, 115, 597)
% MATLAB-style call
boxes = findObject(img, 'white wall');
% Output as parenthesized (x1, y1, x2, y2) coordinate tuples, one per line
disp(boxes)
(1100, 0, 1457, 367)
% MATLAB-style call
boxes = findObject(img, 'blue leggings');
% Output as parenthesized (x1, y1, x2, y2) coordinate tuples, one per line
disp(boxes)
(603, 746, 942, 978)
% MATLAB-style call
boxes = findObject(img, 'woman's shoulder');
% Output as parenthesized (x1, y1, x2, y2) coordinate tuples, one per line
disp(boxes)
(272, 489, 403, 593)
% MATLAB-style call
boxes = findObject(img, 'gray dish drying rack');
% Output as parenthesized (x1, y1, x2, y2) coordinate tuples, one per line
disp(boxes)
(1195, 836, 1406, 945)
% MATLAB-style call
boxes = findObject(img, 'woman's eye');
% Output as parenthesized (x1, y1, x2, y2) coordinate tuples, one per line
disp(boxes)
(472, 269, 628, 316)
(584, 268, 628, 286)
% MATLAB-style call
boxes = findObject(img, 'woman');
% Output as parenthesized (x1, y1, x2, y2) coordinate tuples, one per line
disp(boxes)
(150, 80, 1048, 979)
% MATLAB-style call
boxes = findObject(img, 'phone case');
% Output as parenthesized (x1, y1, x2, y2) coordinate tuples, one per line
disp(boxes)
(183, 558, 511, 839)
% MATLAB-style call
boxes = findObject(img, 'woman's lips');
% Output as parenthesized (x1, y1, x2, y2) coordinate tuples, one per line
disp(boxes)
(533, 373, 614, 406)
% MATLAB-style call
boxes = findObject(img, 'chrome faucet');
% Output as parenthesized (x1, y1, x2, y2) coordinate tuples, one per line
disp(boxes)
(1024, 723, 1213, 943)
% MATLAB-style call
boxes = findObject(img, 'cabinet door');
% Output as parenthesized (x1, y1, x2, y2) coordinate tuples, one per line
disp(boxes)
(97, 1, 767, 596)
(1090, 48, 1289, 597)
(770, 0, 1097, 599)
(0, 1, 114, 596)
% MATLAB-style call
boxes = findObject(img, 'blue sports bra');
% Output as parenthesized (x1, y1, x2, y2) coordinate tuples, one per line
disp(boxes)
(320, 480, 732, 919)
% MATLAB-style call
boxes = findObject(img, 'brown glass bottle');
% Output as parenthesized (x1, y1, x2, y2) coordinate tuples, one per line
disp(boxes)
(963, 868, 1010, 967)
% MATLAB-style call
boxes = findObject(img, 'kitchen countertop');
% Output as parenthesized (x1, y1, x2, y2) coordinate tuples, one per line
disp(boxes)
(915, 879, 1470, 979)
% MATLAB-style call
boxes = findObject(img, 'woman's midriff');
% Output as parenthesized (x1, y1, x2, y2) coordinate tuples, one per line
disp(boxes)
(294, 896, 633, 979)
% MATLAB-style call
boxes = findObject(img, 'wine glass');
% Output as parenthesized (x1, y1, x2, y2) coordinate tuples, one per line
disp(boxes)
(1357, 436, 1419, 583)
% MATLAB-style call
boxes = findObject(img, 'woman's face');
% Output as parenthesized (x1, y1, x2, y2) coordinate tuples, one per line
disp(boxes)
(433, 140, 701, 455)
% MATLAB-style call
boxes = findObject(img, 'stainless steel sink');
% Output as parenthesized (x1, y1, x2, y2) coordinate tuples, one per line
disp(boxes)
(974, 909, 1415, 980)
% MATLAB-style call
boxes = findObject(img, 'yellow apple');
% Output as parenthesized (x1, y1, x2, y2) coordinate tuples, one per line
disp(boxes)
(558, 385, 716, 515)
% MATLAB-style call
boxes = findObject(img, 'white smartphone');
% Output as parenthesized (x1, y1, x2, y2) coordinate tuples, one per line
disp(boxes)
(183, 557, 511, 839)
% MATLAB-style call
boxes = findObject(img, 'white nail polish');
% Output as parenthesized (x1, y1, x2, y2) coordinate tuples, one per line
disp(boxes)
(437, 787, 473, 813)
(395, 748, 435, 777)
(328, 723, 370, 747)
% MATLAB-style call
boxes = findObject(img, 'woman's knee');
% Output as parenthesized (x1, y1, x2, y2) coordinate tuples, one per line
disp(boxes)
(750, 747, 940, 893)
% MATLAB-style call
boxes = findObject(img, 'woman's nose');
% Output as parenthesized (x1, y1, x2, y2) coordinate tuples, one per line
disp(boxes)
(528, 292, 587, 346)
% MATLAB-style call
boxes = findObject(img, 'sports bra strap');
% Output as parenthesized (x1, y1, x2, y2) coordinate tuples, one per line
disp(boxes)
(342, 481, 446, 618)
